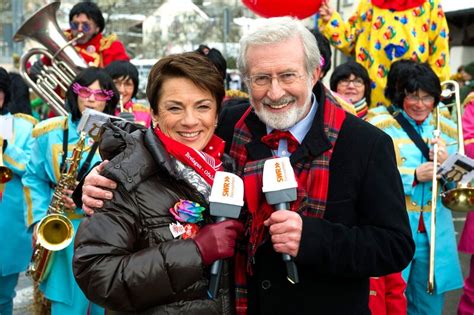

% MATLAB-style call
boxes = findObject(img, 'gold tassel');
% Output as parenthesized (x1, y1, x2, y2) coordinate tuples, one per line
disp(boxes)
(32, 281, 51, 315)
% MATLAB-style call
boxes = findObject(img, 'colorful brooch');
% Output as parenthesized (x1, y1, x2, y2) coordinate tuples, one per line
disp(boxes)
(169, 200, 205, 224)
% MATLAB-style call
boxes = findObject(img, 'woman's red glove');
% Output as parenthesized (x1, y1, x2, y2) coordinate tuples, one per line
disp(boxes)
(193, 219, 244, 265)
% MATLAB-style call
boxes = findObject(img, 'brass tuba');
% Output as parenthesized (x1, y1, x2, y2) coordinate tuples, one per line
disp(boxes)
(440, 80, 474, 212)
(13, 1, 88, 116)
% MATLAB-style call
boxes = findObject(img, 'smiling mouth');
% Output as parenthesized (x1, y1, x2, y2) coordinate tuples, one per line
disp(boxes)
(178, 131, 200, 138)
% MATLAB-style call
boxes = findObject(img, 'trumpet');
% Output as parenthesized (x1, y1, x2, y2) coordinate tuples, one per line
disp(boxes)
(428, 106, 441, 294)
(440, 80, 474, 212)
(0, 141, 13, 183)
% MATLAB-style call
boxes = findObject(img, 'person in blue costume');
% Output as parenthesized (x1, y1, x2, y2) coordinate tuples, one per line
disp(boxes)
(368, 62, 462, 315)
(0, 67, 37, 315)
(22, 67, 119, 315)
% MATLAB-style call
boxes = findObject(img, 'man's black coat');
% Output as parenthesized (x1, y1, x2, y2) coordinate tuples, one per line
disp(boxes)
(216, 83, 414, 315)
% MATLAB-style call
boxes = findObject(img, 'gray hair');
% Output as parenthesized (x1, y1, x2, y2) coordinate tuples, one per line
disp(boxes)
(237, 16, 321, 78)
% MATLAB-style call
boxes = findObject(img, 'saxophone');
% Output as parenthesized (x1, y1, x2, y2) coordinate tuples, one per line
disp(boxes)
(27, 132, 87, 282)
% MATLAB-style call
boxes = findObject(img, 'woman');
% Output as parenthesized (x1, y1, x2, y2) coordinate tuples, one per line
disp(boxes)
(330, 61, 407, 315)
(330, 60, 371, 119)
(0, 68, 36, 315)
(22, 67, 119, 315)
(73, 52, 244, 314)
(457, 91, 474, 315)
(105, 60, 151, 127)
(369, 62, 463, 315)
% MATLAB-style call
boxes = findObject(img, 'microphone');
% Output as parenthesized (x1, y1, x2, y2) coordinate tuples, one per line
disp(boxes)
(207, 171, 244, 298)
(262, 157, 299, 284)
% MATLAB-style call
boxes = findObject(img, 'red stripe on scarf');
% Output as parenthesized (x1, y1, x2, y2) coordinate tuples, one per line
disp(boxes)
(154, 127, 224, 185)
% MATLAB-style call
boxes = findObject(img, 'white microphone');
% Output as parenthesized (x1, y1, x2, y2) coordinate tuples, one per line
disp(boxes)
(208, 171, 244, 298)
(262, 157, 299, 284)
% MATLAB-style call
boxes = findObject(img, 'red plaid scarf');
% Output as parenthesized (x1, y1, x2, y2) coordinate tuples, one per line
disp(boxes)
(230, 93, 346, 314)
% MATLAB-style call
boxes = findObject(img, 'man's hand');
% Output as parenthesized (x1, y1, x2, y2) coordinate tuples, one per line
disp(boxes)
(264, 210, 302, 257)
(319, 0, 334, 23)
(82, 160, 117, 215)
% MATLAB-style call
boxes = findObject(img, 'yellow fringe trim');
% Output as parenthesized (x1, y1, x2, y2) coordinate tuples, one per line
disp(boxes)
(465, 138, 474, 145)
(225, 89, 249, 99)
(440, 121, 457, 139)
(32, 117, 68, 138)
(372, 116, 401, 130)
(131, 103, 151, 112)
(464, 94, 474, 107)
(13, 113, 38, 125)
(100, 34, 118, 51)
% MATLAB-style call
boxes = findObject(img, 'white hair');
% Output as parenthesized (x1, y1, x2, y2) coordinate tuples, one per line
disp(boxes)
(237, 16, 321, 78)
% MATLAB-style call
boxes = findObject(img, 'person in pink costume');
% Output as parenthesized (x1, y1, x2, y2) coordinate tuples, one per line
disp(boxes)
(458, 91, 474, 315)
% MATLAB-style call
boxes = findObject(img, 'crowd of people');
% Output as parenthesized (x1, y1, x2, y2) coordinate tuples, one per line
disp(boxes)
(1, 1, 474, 315)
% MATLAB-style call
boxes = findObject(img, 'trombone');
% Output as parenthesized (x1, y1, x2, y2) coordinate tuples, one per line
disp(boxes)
(440, 80, 474, 212)
(428, 106, 441, 294)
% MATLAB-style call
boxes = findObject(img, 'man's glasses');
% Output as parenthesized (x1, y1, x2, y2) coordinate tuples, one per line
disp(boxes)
(246, 72, 305, 89)
(70, 21, 91, 33)
(72, 83, 113, 101)
(338, 78, 364, 87)
(405, 92, 435, 105)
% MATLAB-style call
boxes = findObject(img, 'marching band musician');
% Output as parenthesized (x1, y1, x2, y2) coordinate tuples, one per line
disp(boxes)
(22, 67, 119, 315)
(105, 60, 152, 127)
(66, 2, 129, 67)
(369, 62, 463, 315)
(0, 68, 37, 315)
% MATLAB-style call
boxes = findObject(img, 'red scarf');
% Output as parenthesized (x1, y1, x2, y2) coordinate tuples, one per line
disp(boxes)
(153, 127, 224, 185)
(371, 0, 426, 11)
(230, 89, 346, 314)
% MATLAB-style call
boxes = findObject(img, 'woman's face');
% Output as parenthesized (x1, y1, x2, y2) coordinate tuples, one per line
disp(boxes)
(336, 74, 365, 104)
(403, 89, 435, 121)
(113, 76, 134, 105)
(153, 77, 218, 151)
(77, 80, 108, 113)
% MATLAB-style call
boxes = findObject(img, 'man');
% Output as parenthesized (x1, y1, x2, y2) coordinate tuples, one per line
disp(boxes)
(66, 2, 129, 67)
(78, 17, 414, 314)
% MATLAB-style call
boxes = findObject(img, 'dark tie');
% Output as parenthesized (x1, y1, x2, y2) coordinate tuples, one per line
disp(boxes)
(261, 130, 299, 153)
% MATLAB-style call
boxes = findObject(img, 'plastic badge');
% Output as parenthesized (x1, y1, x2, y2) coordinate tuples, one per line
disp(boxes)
(262, 157, 298, 193)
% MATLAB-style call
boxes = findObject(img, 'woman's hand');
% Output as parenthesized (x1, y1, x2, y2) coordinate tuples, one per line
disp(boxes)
(82, 160, 117, 215)
(415, 162, 435, 183)
(319, 0, 334, 23)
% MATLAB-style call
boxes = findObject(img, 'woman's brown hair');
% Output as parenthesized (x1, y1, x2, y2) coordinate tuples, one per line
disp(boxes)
(146, 52, 225, 115)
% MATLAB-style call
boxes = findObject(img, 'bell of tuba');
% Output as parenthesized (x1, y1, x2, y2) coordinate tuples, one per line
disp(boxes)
(13, 1, 88, 116)
(440, 80, 474, 212)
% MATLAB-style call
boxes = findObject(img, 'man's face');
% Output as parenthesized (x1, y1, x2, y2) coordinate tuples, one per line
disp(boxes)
(70, 13, 100, 45)
(245, 36, 320, 130)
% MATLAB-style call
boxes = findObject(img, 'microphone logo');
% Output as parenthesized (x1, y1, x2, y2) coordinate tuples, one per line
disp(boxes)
(222, 175, 231, 197)
(275, 162, 284, 182)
